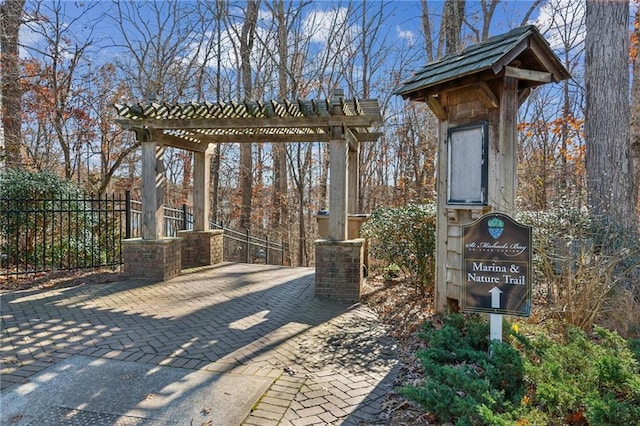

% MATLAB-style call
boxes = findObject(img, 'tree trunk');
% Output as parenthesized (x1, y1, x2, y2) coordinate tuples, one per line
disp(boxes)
(420, 0, 434, 62)
(631, 6, 640, 220)
(272, 0, 288, 237)
(441, 0, 465, 55)
(1, 0, 26, 168)
(238, 0, 259, 231)
(585, 0, 638, 231)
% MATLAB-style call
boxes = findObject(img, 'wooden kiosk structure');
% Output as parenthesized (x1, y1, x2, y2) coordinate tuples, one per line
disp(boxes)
(114, 90, 382, 301)
(396, 26, 570, 313)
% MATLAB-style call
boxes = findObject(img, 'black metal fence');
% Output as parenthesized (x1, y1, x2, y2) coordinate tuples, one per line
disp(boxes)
(1, 191, 286, 277)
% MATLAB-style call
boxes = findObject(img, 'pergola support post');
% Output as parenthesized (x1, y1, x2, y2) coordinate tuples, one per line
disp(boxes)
(192, 146, 212, 231)
(178, 144, 223, 269)
(328, 137, 348, 240)
(347, 131, 360, 214)
(123, 140, 181, 282)
(142, 141, 165, 240)
(315, 124, 365, 302)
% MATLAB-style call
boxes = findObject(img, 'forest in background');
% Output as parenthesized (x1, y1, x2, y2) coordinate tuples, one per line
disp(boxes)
(1, 0, 639, 266)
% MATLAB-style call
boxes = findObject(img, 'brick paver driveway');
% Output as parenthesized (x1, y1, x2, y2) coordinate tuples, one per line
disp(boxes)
(1, 263, 399, 425)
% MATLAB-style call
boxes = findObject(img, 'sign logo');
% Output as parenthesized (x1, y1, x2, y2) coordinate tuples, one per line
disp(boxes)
(487, 217, 504, 239)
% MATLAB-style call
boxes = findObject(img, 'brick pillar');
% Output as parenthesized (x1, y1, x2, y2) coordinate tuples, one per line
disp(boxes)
(123, 238, 182, 282)
(177, 229, 224, 269)
(314, 239, 364, 302)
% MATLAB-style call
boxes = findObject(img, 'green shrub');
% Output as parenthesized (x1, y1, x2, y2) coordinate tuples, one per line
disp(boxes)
(361, 203, 436, 292)
(0, 169, 118, 271)
(400, 314, 524, 425)
(521, 324, 640, 425)
(401, 315, 640, 425)
(628, 338, 640, 363)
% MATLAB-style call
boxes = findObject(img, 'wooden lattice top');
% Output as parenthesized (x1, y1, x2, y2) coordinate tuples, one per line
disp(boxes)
(114, 96, 383, 151)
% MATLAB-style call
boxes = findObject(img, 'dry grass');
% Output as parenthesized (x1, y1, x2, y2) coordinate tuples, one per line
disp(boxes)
(539, 244, 640, 338)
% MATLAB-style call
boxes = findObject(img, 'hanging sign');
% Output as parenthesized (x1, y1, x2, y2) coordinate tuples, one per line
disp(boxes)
(462, 212, 532, 317)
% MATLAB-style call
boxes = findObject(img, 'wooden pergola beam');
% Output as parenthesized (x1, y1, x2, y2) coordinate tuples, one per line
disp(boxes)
(150, 131, 212, 152)
(133, 129, 382, 150)
(116, 115, 378, 130)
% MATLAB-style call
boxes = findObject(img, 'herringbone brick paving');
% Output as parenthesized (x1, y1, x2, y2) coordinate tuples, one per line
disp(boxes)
(1, 263, 399, 425)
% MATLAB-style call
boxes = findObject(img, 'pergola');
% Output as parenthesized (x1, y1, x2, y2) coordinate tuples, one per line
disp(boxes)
(114, 90, 382, 300)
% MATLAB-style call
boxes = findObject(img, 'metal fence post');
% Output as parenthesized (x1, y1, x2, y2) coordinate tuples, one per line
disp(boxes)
(246, 229, 250, 263)
(125, 191, 131, 239)
(265, 236, 269, 265)
(182, 203, 188, 230)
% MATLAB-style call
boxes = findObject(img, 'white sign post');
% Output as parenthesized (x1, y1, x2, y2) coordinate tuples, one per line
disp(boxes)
(489, 286, 503, 342)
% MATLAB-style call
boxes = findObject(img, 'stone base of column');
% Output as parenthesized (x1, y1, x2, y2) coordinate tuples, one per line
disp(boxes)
(123, 238, 182, 282)
(314, 239, 364, 302)
(177, 229, 224, 269)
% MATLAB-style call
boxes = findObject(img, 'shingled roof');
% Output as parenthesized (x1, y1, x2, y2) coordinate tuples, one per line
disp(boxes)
(395, 25, 570, 101)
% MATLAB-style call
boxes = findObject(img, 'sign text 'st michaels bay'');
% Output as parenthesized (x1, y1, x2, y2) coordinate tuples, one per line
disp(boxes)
(462, 213, 532, 317)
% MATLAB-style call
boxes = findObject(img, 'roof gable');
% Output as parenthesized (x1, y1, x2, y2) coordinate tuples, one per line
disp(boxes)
(396, 25, 570, 100)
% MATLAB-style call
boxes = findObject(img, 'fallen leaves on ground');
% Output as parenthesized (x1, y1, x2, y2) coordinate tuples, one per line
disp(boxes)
(361, 275, 435, 425)
(0, 269, 124, 292)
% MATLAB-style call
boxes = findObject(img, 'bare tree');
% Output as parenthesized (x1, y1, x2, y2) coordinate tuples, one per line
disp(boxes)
(631, 3, 640, 218)
(18, 0, 99, 180)
(1, 0, 26, 168)
(287, 141, 312, 265)
(110, 0, 200, 101)
(585, 0, 637, 231)
(237, 0, 260, 232)
(523, 0, 585, 208)
(197, 0, 229, 224)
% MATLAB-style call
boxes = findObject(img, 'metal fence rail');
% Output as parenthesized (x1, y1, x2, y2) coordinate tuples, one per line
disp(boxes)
(0, 193, 126, 276)
(1, 191, 286, 277)
(214, 224, 284, 266)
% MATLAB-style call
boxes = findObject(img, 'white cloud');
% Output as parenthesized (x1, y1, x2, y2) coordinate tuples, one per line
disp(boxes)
(303, 7, 349, 45)
(396, 26, 416, 46)
(531, 0, 585, 51)
(19, 17, 46, 59)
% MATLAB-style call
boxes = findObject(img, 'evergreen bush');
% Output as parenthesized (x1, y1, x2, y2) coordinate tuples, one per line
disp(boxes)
(0, 169, 116, 271)
(400, 314, 640, 425)
(361, 203, 436, 292)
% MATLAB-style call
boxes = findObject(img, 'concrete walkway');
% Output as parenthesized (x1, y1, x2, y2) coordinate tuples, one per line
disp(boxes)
(1, 263, 399, 425)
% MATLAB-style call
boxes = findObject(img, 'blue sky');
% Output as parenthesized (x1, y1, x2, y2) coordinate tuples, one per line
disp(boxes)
(18, 0, 583, 105)
(21, 1, 550, 59)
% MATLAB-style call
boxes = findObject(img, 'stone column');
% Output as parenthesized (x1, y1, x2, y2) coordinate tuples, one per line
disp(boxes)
(314, 239, 364, 302)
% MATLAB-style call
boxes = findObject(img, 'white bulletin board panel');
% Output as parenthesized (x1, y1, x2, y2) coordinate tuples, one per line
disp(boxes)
(447, 123, 488, 205)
